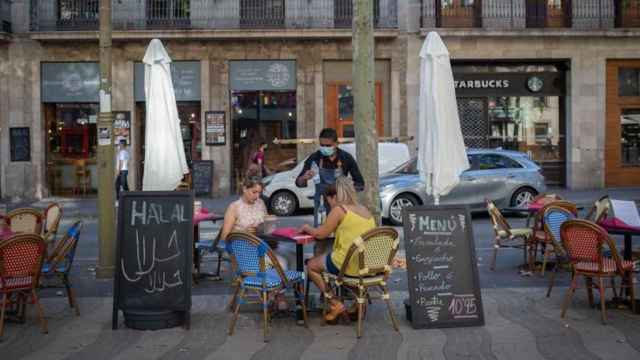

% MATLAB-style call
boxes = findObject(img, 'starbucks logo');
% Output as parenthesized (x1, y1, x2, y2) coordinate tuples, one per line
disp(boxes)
(266, 63, 290, 88)
(62, 73, 84, 93)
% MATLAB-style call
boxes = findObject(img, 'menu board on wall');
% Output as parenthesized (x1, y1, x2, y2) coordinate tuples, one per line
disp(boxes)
(191, 160, 213, 197)
(10, 127, 31, 162)
(403, 205, 484, 329)
(114, 111, 131, 144)
(205, 111, 226, 146)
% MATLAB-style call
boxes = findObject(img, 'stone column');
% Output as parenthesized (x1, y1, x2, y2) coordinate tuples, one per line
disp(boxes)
(208, 57, 232, 196)
(112, 54, 135, 189)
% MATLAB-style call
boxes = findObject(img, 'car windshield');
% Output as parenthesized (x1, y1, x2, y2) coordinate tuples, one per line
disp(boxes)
(392, 158, 418, 174)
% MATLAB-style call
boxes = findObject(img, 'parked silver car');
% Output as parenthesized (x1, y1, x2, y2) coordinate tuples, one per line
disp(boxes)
(380, 149, 547, 225)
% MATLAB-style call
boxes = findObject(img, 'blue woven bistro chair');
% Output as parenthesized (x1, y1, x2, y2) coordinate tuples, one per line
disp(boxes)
(542, 207, 575, 297)
(40, 221, 83, 316)
(225, 231, 308, 342)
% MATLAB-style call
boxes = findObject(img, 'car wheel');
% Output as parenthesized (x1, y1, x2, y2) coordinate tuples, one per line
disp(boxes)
(510, 187, 538, 208)
(269, 191, 298, 217)
(389, 194, 419, 226)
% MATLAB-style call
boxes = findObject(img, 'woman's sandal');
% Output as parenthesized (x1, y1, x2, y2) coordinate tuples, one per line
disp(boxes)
(324, 302, 349, 325)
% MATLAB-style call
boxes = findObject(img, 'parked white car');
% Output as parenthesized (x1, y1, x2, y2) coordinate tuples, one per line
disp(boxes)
(262, 143, 411, 216)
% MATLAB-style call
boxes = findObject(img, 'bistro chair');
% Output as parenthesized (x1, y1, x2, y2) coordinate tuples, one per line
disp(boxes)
(542, 206, 576, 297)
(42, 203, 63, 244)
(225, 231, 308, 342)
(585, 195, 611, 223)
(0, 234, 48, 338)
(486, 200, 532, 270)
(531, 200, 578, 275)
(321, 227, 400, 338)
(41, 221, 83, 316)
(7, 208, 43, 235)
(559, 219, 636, 324)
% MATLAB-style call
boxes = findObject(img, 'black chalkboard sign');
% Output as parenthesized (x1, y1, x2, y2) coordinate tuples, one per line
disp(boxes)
(191, 160, 213, 197)
(403, 205, 484, 329)
(113, 191, 194, 329)
(10, 127, 31, 162)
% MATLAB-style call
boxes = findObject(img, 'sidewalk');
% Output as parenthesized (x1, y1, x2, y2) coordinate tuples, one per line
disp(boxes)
(3, 187, 640, 219)
(1, 288, 639, 359)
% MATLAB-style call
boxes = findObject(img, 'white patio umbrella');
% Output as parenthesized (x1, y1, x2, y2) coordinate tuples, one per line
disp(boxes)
(417, 32, 469, 205)
(142, 39, 189, 191)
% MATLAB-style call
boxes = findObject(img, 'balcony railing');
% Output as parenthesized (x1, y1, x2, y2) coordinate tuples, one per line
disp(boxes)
(1, 0, 11, 32)
(30, 0, 398, 32)
(424, 0, 640, 30)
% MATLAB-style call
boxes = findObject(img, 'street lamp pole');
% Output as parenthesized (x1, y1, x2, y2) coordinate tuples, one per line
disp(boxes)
(96, 0, 116, 278)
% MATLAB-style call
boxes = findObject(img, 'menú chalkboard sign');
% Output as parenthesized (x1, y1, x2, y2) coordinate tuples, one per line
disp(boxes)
(191, 160, 213, 197)
(403, 205, 484, 329)
(113, 191, 194, 330)
(10, 127, 31, 162)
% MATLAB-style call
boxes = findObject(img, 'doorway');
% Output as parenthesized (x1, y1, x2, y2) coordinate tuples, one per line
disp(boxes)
(135, 101, 201, 189)
(325, 82, 384, 138)
(231, 90, 297, 188)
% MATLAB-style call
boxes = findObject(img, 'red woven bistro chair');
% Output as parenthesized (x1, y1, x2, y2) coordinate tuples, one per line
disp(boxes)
(559, 219, 636, 324)
(0, 234, 48, 338)
(7, 208, 43, 235)
(530, 200, 578, 275)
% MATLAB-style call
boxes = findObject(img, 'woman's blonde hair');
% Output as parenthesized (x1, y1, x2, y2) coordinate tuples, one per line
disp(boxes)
(326, 176, 358, 206)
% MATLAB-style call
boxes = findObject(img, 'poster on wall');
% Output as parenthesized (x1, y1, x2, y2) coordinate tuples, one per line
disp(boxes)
(114, 111, 131, 145)
(98, 127, 111, 146)
(10, 127, 31, 162)
(205, 111, 226, 146)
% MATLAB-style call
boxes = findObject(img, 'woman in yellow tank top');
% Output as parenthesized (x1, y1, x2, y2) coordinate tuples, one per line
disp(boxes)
(299, 176, 375, 323)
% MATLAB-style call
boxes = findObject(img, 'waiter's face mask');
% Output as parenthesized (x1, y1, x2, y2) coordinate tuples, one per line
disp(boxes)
(319, 139, 336, 157)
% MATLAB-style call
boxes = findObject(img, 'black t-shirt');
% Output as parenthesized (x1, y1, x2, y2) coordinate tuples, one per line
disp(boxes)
(295, 148, 365, 190)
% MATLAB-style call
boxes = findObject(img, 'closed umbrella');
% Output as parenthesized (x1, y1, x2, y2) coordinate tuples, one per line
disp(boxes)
(417, 32, 469, 205)
(142, 39, 189, 191)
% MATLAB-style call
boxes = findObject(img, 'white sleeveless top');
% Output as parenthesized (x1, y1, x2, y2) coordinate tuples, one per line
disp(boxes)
(232, 198, 267, 231)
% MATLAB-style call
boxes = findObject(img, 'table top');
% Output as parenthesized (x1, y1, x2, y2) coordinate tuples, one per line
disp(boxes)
(260, 232, 316, 245)
(598, 218, 640, 236)
(193, 209, 223, 225)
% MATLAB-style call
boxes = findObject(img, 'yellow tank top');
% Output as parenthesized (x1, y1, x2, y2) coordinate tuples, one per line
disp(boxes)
(331, 209, 376, 276)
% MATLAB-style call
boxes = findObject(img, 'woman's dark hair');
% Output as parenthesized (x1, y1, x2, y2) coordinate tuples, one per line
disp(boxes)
(319, 128, 338, 142)
(242, 177, 263, 190)
(324, 184, 337, 198)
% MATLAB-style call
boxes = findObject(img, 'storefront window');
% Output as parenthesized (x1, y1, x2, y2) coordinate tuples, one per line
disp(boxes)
(232, 90, 297, 177)
(45, 103, 98, 196)
(487, 96, 562, 162)
(619, 68, 640, 96)
(621, 108, 640, 166)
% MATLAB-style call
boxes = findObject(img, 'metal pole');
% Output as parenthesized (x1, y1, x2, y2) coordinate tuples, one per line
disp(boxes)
(96, 0, 116, 278)
(353, 0, 381, 222)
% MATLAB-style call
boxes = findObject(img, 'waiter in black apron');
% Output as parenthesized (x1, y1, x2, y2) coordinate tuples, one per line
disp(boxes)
(295, 127, 365, 229)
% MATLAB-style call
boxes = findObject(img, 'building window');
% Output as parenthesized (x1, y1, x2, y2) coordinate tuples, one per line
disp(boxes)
(526, 0, 570, 28)
(619, 68, 640, 97)
(621, 109, 640, 166)
(146, 0, 191, 28)
(616, 0, 640, 28)
(57, 0, 99, 29)
(437, 0, 480, 28)
(240, 0, 285, 28)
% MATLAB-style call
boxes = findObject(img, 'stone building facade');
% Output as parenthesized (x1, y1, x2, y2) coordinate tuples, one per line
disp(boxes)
(1, 0, 639, 200)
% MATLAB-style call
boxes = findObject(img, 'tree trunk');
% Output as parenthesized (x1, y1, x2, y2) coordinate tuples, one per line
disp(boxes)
(353, 0, 380, 223)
